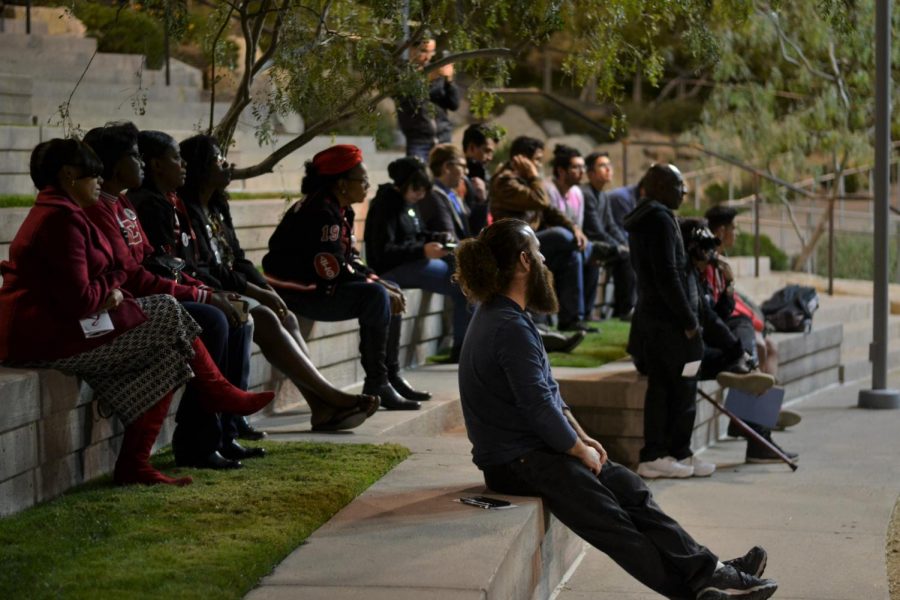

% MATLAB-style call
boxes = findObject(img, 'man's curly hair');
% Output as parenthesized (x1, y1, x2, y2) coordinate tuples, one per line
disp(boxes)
(454, 218, 533, 304)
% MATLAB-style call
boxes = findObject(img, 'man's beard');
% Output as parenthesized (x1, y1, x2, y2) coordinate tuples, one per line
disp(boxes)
(526, 261, 559, 315)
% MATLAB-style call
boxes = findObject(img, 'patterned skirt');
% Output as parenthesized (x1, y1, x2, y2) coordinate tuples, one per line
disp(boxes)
(25, 295, 201, 425)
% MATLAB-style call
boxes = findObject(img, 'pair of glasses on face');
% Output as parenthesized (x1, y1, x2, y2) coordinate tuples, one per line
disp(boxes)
(346, 176, 370, 189)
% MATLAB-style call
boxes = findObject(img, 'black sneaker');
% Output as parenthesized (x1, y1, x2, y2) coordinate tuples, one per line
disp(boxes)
(746, 432, 799, 464)
(724, 546, 767, 578)
(558, 320, 599, 333)
(696, 564, 777, 599)
(542, 330, 586, 353)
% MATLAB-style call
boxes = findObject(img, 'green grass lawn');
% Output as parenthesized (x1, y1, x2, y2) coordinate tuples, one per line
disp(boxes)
(0, 194, 35, 208)
(429, 319, 631, 368)
(547, 319, 631, 368)
(0, 441, 409, 600)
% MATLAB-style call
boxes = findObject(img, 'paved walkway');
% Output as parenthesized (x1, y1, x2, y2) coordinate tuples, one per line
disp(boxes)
(557, 373, 900, 600)
(244, 365, 900, 599)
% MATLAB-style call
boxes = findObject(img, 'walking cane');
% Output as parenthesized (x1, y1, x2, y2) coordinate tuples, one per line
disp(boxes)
(696, 388, 798, 472)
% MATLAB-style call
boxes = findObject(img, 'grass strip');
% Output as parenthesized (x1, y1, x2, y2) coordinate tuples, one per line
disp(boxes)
(0, 194, 35, 208)
(548, 319, 631, 368)
(427, 320, 631, 368)
(0, 440, 409, 600)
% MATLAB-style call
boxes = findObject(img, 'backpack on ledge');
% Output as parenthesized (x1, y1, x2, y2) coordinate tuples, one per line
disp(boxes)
(761, 285, 820, 333)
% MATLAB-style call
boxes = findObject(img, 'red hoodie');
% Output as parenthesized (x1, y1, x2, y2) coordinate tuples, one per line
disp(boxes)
(0, 189, 147, 361)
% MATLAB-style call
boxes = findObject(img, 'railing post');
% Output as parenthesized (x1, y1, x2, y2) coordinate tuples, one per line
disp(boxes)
(26, 0, 31, 35)
(621, 139, 629, 186)
(754, 174, 760, 278)
(828, 196, 834, 296)
(694, 174, 701, 210)
(728, 166, 734, 201)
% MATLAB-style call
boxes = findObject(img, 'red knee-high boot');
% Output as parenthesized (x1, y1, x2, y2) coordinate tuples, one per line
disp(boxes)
(189, 339, 274, 415)
(114, 392, 193, 486)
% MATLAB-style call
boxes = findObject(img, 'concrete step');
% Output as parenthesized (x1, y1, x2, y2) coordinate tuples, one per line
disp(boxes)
(839, 316, 900, 355)
(814, 295, 872, 325)
(839, 348, 900, 383)
(247, 366, 582, 600)
(768, 323, 842, 365)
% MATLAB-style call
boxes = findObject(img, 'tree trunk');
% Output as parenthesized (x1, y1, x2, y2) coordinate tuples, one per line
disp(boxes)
(791, 197, 832, 271)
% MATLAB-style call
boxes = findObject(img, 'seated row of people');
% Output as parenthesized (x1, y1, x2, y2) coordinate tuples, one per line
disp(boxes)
(0, 137, 274, 486)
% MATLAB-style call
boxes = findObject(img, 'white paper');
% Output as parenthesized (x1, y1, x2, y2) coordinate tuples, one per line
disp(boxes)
(681, 359, 702, 378)
(79, 311, 115, 338)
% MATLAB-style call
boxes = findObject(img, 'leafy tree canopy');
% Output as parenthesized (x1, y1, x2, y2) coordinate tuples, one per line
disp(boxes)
(125, 0, 755, 179)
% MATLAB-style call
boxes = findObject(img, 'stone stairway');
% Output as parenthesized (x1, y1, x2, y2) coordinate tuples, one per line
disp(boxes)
(243, 366, 583, 600)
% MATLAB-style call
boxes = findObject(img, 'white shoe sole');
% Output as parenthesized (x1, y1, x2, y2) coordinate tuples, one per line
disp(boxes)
(637, 466, 694, 479)
(716, 372, 776, 396)
(697, 580, 778, 599)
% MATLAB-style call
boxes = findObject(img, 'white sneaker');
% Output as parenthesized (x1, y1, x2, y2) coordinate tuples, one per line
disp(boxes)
(637, 456, 694, 479)
(680, 456, 716, 477)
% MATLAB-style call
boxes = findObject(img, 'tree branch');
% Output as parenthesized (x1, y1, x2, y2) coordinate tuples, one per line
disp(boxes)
(208, 4, 235, 134)
(756, 1, 836, 83)
(231, 95, 386, 179)
(827, 40, 850, 110)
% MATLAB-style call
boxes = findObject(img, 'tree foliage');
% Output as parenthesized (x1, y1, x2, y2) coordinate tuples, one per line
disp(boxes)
(691, 0, 895, 267)
(149, 0, 750, 179)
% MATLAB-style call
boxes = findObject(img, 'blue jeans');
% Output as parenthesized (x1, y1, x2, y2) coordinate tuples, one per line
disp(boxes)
(536, 226, 584, 325)
(406, 140, 434, 164)
(279, 280, 399, 385)
(383, 257, 471, 351)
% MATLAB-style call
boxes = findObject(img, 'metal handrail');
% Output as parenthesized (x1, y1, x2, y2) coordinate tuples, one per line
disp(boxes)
(478, 90, 894, 287)
(486, 87, 614, 139)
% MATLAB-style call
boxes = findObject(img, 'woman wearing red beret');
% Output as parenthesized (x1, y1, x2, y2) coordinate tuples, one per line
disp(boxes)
(177, 134, 379, 430)
(263, 145, 430, 410)
(0, 139, 272, 487)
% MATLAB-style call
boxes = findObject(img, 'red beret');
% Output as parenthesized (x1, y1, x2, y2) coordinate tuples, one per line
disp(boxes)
(312, 144, 363, 175)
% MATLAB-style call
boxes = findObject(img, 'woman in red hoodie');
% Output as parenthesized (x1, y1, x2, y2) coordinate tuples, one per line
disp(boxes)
(0, 139, 272, 486)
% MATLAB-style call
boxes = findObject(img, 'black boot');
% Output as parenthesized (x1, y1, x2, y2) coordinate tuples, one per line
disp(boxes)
(363, 380, 421, 410)
(386, 315, 431, 401)
(360, 322, 421, 410)
(389, 374, 432, 400)
(235, 415, 267, 441)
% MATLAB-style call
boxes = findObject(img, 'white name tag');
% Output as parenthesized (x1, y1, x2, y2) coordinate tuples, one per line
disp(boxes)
(681, 359, 702, 378)
(79, 311, 115, 338)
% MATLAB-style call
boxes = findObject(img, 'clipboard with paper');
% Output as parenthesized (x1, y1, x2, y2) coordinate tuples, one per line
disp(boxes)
(724, 386, 785, 429)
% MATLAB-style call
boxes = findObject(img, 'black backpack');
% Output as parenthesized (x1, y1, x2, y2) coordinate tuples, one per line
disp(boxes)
(761, 285, 819, 333)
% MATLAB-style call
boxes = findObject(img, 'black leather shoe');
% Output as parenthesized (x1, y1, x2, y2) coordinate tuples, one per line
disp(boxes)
(364, 382, 421, 410)
(236, 416, 267, 441)
(183, 451, 242, 470)
(388, 375, 432, 401)
(221, 440, 266, 460)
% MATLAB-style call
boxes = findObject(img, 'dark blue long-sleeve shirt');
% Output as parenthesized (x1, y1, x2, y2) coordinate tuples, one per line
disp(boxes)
(458, 295, 578, 468)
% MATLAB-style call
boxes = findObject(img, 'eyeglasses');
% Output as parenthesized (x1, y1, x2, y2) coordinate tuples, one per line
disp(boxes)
(346, 176, 370, 189)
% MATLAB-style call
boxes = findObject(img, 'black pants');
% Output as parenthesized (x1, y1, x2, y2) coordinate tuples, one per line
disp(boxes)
(174, 302, 249, 460)
(727, 315, 759, 365)
(641, 355, 698, 463)
(483, 451, 717, 599)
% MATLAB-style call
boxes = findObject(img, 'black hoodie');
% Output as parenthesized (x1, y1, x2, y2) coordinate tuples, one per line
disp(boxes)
(624, 198, 702, 368)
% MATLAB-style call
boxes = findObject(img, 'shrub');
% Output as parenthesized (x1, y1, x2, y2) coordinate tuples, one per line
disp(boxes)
(73, 4, 166, 70)
(731, 232, 789, 271)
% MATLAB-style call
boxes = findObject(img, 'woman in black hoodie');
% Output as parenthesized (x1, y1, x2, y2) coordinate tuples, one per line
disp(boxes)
(364, 157, 471, 363)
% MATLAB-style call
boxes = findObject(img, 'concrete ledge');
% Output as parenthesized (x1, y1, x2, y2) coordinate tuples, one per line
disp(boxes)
(0, 286, 452, 515)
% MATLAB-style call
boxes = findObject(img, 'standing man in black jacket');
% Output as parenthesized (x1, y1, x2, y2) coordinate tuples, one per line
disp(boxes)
(582, 152, 636, 319)
(395, 38, 460, 163)
(625, 164, 716, 479)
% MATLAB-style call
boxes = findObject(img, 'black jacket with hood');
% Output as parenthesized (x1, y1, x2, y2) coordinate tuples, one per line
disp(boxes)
(624, 198, 702, 370)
